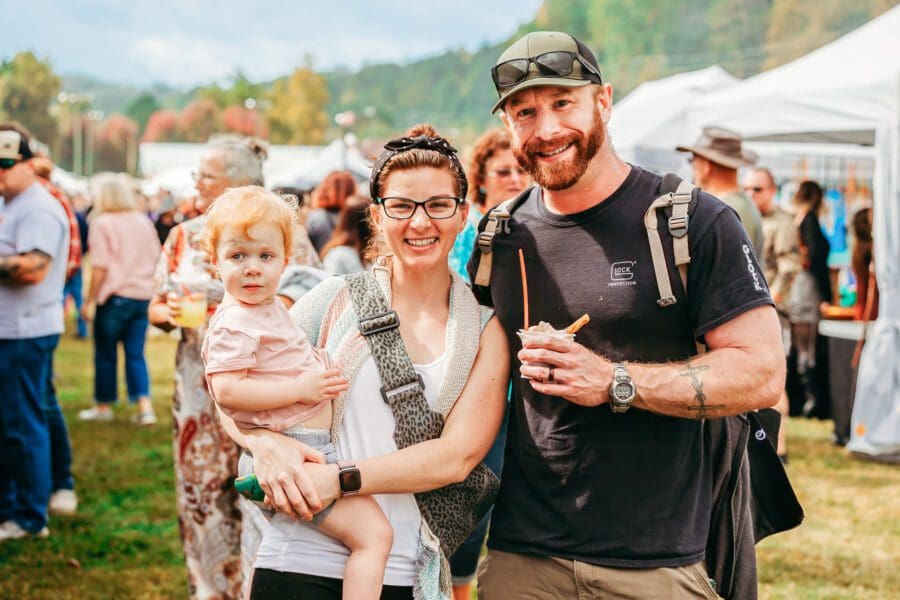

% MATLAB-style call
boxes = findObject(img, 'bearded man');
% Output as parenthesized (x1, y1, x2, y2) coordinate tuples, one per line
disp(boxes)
(468, 32, 784, 598)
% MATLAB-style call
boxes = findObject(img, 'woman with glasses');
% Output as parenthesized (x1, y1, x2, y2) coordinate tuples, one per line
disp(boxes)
(448, 128, 529, 282)
(148, 135, 320, 600)
(219, 124, 510, 600)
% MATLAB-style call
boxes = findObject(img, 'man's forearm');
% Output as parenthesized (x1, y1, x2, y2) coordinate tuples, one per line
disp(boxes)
(0, 252, 51, 285)
(629, 347, 783, 419)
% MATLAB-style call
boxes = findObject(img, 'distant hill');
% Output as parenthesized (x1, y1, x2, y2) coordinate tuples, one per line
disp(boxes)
(62, 0, 896, 145)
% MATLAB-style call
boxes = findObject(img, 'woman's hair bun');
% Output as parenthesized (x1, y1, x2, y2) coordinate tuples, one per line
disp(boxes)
(406, 123, 438, 138)
(247, 137, 269, 161)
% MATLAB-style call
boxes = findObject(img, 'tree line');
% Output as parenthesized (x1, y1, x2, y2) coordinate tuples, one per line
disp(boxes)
(1, 0, 894, 174)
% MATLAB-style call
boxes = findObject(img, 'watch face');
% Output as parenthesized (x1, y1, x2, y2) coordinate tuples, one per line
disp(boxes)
(339, 467, 362, 494)
(613, 382, 634, 402)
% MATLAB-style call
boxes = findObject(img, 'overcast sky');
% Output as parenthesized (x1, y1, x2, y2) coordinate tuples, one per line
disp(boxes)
(3, 1, 543, 87)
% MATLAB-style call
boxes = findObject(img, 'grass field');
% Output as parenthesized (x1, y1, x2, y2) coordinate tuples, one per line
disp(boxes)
(1, 331, 898, 599)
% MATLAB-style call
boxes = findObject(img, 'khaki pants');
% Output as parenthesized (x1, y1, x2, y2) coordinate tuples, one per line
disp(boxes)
(477, 549, 722, 599)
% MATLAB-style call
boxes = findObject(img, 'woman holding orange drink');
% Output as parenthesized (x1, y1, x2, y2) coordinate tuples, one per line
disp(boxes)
(148, 134, 320, 599)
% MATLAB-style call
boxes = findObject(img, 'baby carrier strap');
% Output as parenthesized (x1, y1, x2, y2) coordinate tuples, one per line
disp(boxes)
(344, 272, 500, 557)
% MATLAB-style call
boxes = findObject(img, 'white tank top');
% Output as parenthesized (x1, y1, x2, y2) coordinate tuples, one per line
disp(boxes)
(254, 351, 449, 586)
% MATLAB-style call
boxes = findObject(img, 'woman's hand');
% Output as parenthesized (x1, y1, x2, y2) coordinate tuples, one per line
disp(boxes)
(303, 462, 341, 511)
(80, 299, 96, 323)
(250, 433, 326, 521)
(148, 294, 178, 331)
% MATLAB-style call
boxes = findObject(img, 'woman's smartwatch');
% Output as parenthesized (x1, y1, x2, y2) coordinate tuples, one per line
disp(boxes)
(338, 462, 361, 496)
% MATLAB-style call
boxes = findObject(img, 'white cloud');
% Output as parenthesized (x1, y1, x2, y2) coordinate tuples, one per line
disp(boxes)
(129, 35, 235, 86)
(4, 0, 543, 87)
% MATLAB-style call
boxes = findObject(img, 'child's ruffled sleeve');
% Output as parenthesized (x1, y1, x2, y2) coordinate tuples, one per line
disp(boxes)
(203, 327, 259, 375)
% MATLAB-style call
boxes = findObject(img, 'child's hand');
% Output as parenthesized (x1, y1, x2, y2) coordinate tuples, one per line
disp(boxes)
(296, 369, 349, 403)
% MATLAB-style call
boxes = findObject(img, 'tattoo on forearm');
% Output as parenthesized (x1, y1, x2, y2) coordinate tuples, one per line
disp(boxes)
(680, 363, 725, 419)
(0, 253, 51, 282)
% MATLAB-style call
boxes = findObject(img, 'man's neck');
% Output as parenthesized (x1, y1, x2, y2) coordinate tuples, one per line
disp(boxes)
(1, 180, 35, 203)
(542, 148, 631, 215)
(700, 171, 740, 199)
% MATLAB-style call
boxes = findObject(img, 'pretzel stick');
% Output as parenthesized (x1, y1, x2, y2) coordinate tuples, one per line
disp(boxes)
(518, 248, 529, 330)
(565, 314, 590, 334)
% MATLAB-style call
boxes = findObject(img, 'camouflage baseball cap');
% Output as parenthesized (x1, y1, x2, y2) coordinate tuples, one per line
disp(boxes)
(491, 31, 602, 113)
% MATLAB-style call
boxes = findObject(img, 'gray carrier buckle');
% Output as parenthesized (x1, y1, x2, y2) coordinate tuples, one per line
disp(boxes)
(657, 295, 677, 307)
(358, 309, 400, 336)
(668, 214, 689, 238)
(380, 374, 425, 405)
(668, 193, 691, 238)
(476, 230, 495, 254)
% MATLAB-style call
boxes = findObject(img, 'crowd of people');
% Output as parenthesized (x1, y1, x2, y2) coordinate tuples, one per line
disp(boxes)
(0, 28, 882, 600)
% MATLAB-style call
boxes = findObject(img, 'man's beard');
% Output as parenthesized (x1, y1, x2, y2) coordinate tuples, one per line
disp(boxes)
(513, 108, 604, 191)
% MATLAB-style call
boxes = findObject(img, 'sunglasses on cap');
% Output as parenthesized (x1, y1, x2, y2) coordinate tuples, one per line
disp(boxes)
(0, 158, 20, 170)
(491, 51, 602, 90)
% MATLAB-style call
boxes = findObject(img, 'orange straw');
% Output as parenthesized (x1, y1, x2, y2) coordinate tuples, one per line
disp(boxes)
(518, 248, 529, 329)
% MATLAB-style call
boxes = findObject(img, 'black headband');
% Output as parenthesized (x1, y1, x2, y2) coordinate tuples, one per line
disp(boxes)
(369, 135, 468, 200)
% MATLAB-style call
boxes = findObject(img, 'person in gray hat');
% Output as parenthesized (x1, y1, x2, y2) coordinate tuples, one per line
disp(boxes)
(0, 123, 71, 542)
(677, 126, 764, 256)
(468, 31, 785, 597)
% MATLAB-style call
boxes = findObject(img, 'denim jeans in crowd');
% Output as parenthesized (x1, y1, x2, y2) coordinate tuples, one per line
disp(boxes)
(45, 367, 75, 491)
(0, 334, 60, 532)
(63, 267, 87, 338)
(93, 296, 151, 404)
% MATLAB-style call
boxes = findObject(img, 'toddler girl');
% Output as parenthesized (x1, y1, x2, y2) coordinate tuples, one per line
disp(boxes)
(200, 186, 392, 600)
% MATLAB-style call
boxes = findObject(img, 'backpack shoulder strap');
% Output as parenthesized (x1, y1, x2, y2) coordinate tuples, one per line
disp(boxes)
(643, 173, 700, 306)
(472, 187, 534, 287)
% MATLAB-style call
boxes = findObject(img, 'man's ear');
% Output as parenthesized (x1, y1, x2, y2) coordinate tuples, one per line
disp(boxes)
(595, 84, 614, 125)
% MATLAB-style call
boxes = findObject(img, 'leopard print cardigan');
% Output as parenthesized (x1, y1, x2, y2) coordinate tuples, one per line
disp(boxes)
(289, 259, 494, 599)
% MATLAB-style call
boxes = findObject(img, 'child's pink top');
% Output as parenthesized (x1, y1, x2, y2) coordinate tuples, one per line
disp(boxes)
(202, 299, 329, 431)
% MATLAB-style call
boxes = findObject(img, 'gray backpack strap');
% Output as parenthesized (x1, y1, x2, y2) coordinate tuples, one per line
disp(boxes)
(472, 187, 536, 287)
(671, 179, 695, 294)
(473, 197, 516, 287)
(344, 272, 500, 557)
(643, 174, 699, 307)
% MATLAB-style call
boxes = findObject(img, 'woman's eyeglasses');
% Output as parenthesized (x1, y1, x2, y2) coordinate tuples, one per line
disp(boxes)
(0, 158, 20, 170)
(491, 51, 602, 90)
(376, 196, 462, 220)
(191, 170, 226, 182)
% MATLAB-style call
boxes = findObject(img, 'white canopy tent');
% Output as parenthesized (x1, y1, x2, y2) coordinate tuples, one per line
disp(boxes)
(609, 66, 739, 173)
(139, 142, 321, 188)
(688, 7, 900, 461)
(267, 138, 372, 189)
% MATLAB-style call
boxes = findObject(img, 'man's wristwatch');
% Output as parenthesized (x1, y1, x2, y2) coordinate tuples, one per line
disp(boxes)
(609, 362, 637, 413)
(337, 462, 361, 496)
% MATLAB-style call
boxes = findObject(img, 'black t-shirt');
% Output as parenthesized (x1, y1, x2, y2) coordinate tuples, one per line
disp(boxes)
(468, 165, 773, 568)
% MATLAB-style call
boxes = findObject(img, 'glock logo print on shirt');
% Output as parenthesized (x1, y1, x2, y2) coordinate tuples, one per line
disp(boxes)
(609, 260, 637, 287)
